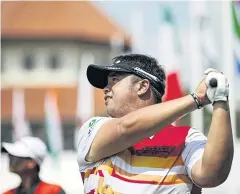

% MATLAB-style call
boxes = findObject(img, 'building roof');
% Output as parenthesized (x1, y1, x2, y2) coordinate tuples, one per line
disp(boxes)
(1, 1, 130, 44)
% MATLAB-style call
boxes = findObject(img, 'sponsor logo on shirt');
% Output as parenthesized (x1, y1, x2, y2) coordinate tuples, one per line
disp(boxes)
(88, 118, 103, 135)
(89, 119, 97, 128)
(129, 146, 176, 157)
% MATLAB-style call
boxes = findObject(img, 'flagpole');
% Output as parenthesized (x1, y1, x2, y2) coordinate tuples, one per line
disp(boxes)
(221, 1, 236, 141)
(158, 7, 184, 125)
(77, 53, 95, 123)
(189, 1, 204, 133)
(157, 7, 177, 70)
(110, 34, 124, 58)
(74, 53, 95, 149)
(130, 9, 145, 53)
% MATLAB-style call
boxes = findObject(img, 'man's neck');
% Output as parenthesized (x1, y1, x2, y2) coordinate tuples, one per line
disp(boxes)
(19, 173, 40, 191)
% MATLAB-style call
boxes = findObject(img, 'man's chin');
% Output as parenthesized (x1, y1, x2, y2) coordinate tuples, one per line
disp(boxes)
(107, 109, 116, 118)
(107, 109, 122, 118)
(9, 167, 16, 173)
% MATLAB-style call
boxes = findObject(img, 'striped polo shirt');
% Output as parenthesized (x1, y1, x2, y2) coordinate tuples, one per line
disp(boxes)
(77, 117, 206, 194)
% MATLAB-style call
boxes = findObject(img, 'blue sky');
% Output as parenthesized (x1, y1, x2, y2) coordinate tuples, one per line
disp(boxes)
(94, 1, 189, 32)
(93, 1, 190, 61)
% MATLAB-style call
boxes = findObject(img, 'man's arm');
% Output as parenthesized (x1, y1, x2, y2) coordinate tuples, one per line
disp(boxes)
(191, 101, 234, 187)
(87, 95, 197, 162)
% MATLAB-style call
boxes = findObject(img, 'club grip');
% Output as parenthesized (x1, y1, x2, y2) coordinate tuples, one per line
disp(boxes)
(209, 78, 217, 87)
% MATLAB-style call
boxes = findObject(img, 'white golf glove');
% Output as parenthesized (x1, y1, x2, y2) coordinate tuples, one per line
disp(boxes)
(204, 69, 229, 103)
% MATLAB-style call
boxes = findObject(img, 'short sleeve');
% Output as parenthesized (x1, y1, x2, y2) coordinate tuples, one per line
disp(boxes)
(182, 127, 207, 180)
(77, 117, 112, 171)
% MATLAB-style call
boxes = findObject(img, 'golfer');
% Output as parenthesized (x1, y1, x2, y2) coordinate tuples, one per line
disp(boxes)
(77, 54, 233, 194)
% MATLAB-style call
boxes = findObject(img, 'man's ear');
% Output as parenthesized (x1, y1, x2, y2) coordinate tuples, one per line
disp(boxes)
(137, 79, 151, 97)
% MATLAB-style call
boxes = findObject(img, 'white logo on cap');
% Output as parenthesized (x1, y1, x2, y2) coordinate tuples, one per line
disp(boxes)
(107, 67, 121, 70)
(115, 60, 121, 64)
(134, 67, 159, 82)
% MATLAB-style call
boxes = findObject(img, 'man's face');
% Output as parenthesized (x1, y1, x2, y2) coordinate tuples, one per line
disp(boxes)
(8, 154, 34, 174)
(104, 72, 139, 118)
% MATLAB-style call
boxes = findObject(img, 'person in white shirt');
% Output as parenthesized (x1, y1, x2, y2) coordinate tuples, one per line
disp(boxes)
(77, 54, 233, 194)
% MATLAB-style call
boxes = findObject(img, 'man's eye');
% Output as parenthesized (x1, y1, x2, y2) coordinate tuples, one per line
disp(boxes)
(112, 77, 119, 82)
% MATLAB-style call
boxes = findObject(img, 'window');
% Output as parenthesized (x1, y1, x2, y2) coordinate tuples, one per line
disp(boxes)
(23, 54, 35, 70)
(1, 121, 14, 144)
(62, 122, 76, 150)
(49, 54, 60, 70)
(30, 121, 46, 142)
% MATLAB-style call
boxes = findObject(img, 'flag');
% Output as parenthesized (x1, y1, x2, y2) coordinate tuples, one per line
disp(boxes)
(164, 73, 184, 102)
(12, 88, 31, 141)
(44, 89, 63, 158)
(232, 1, 240, 74)
(158, 7, 184, 102)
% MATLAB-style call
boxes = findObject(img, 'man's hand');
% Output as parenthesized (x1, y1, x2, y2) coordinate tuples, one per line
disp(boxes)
(194, 68, 229, 107)
(204, 69, 229, 103)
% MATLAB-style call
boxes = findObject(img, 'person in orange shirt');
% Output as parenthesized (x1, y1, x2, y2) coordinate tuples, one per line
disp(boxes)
(2, 136, 65, 194)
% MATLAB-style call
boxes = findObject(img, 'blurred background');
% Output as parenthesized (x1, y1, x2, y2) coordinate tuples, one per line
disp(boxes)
(0, 1, 240, 194)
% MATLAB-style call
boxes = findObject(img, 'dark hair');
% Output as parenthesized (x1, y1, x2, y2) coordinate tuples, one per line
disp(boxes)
(150, 86, 162, 103)
(112, 54, 166, 103)
(36, 164, 40, 173)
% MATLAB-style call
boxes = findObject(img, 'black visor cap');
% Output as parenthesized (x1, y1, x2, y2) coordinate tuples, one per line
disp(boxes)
(87, 64, 131, 89)
(87, 63, 165, 96)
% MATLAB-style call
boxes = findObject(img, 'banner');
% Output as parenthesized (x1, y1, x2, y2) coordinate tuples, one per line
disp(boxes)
(12, 88, 31, 141)
(44, 89, 63, 158)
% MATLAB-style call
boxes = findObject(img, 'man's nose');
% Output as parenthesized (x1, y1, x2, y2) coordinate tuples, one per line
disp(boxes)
(104, 85, 111, 95)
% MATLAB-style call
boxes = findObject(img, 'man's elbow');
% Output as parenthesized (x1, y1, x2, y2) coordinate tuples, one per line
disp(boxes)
(195, 172, 230, 188)
(197, 177, 227, 188)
